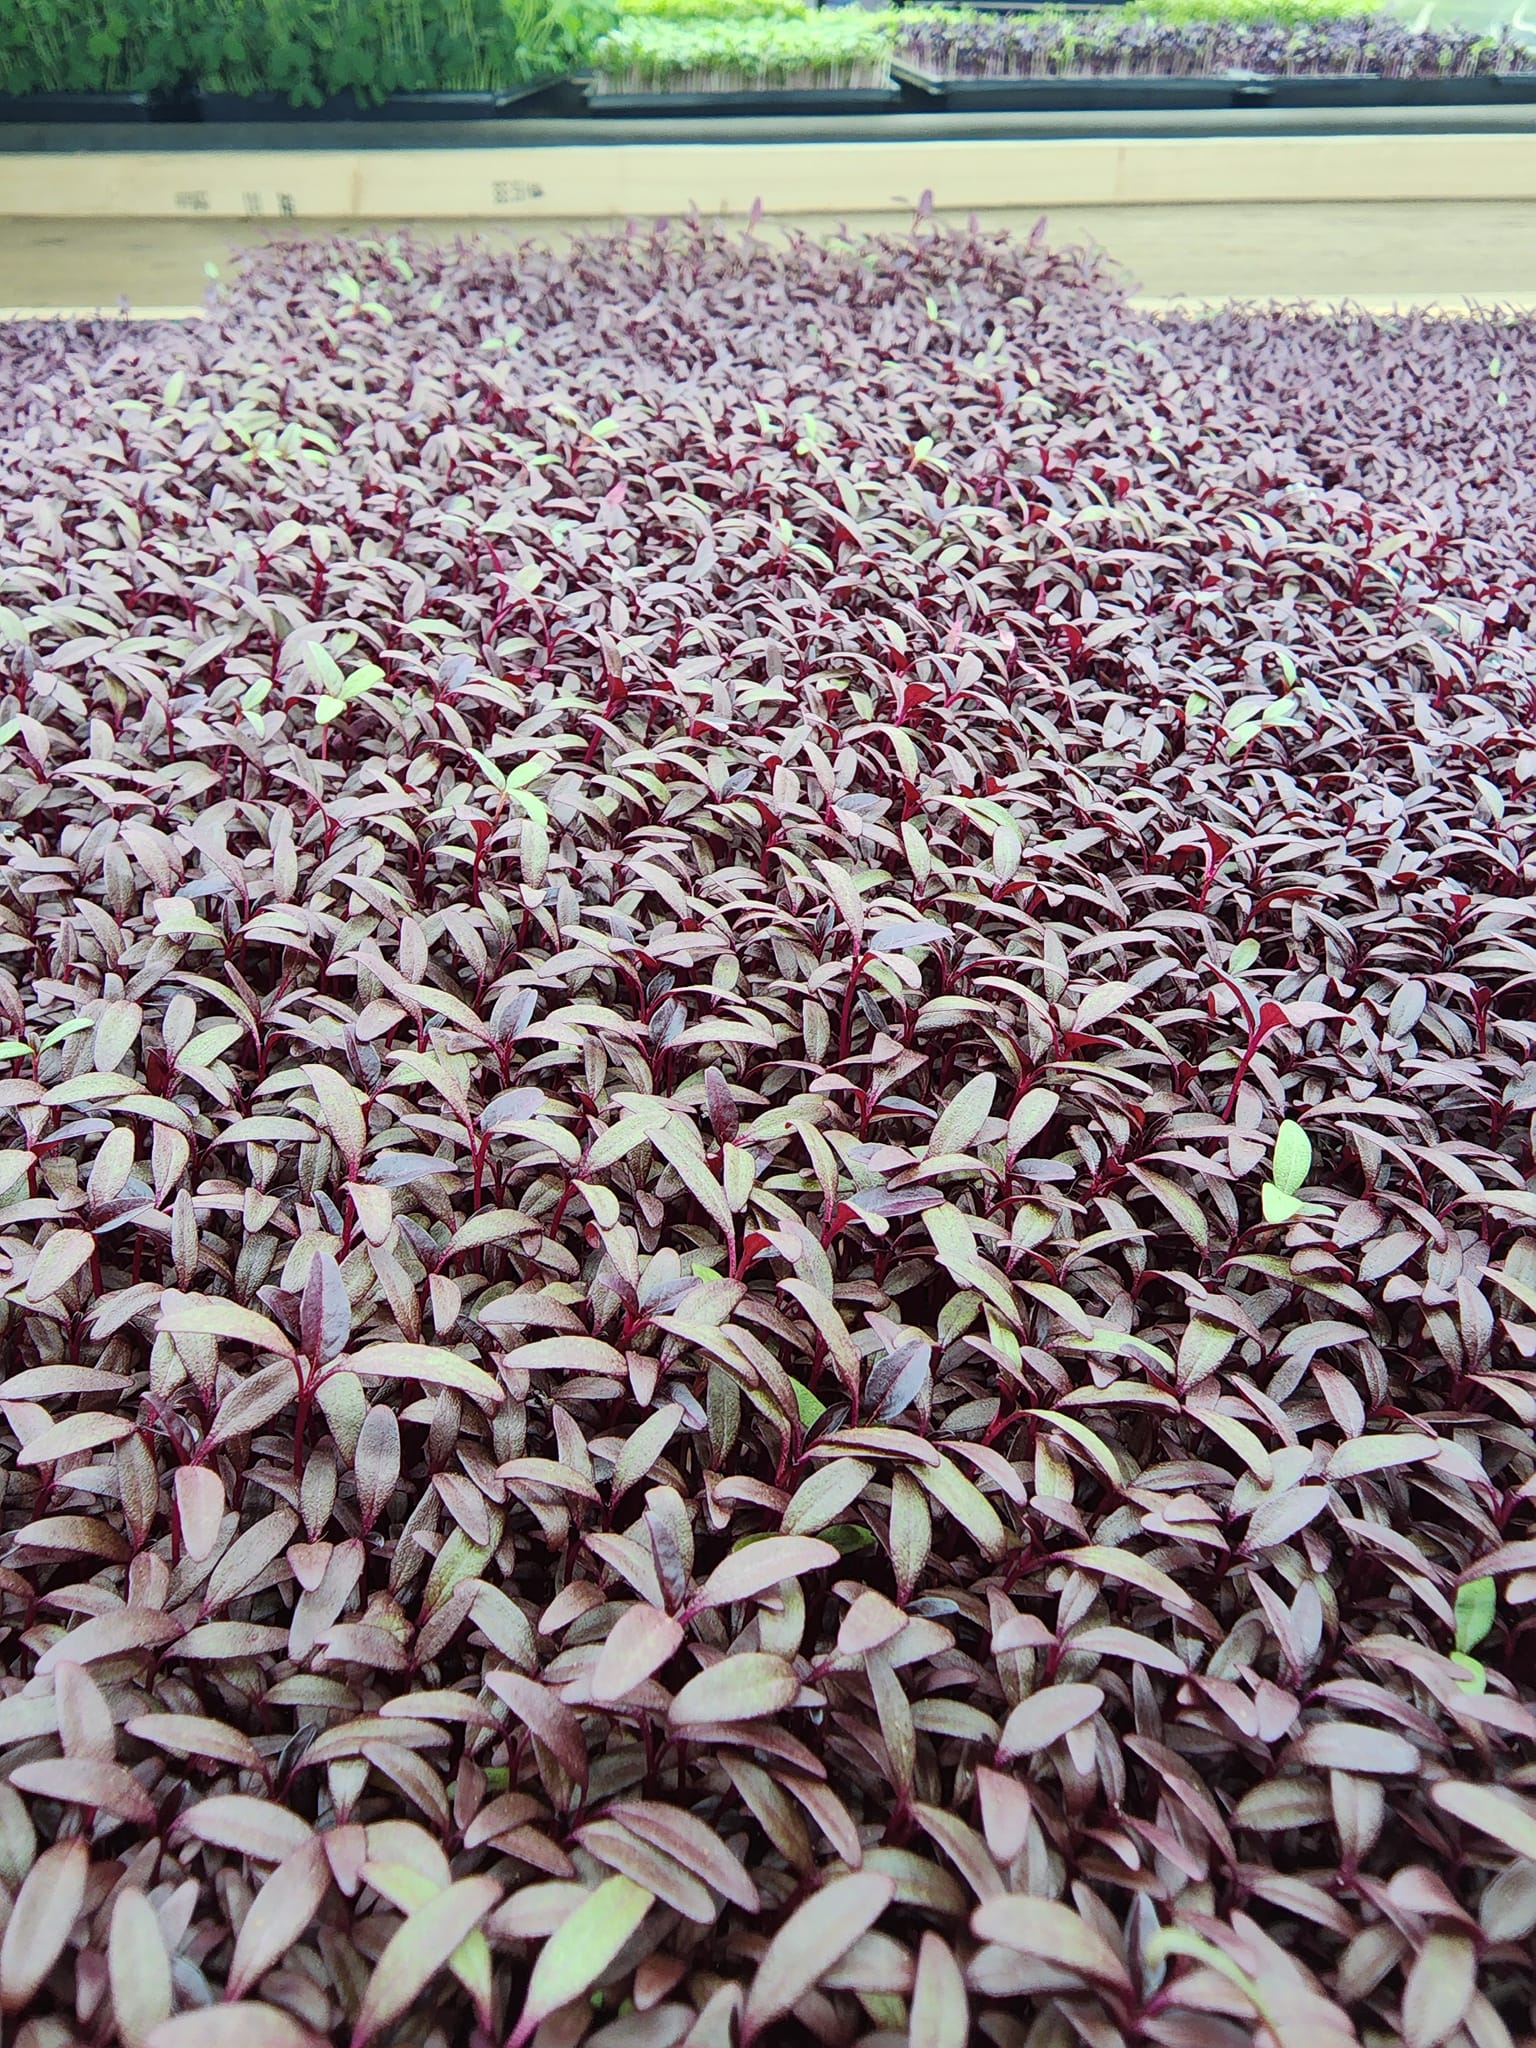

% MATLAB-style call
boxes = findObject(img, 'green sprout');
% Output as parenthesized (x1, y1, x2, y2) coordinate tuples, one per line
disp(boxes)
(304, 643, 386, 726)
(1261, 1119, 1326, 1225)
(1224, 690, 1299, 757)
(1451, 1576, 1496, 1693)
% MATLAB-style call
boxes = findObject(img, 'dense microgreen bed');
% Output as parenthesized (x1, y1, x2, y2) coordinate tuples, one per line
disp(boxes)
(896, 5, 1532, 79)
(1, 225, 1535, 2048)
(0, 0, 183, 99)
(614, 0, 813, 24)
(187, 0, 611, 105)
(3, 0, 1525, 102)
(591, 12, 892, 92)
(0, 0, 611, 104)
(591, 0, 1535, 95)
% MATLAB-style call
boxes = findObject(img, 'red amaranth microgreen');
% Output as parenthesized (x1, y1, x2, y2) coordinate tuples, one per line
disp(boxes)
(0, 222, 1532, 2047)
(896, 6, 1535, 81)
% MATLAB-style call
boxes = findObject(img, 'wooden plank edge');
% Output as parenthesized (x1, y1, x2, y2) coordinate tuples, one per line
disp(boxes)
(2, 131, 1536, 217)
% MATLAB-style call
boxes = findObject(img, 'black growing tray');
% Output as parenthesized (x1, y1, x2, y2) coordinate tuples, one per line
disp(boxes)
(1255, 70, 1536, 106)
(192, 75, 578, 122)
(0, 91, 165, 123)
(896, 65, 1259, 109)
(587, 83, 901, 116)
(896, 63, 1536, 110)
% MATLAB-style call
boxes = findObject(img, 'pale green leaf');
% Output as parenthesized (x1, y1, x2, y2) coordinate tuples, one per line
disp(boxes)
(1271, 1119, 1312, 1197)
(509, 1875, 653, 2048)
(1455, 1576, 1496, 1657)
